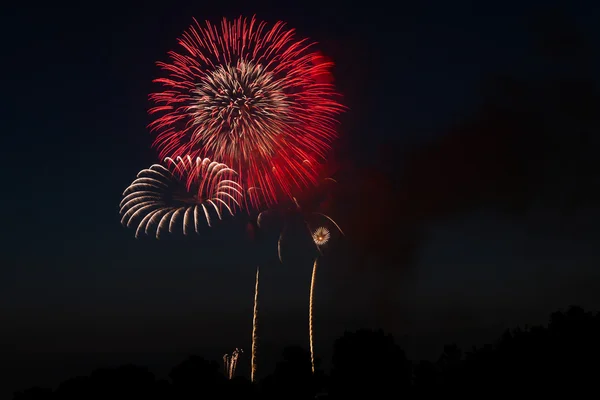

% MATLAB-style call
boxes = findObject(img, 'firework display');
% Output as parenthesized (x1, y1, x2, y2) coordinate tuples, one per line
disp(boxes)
(149, 16, 345, 207)
(120, 14, 346, 382)
(119, 156, 243, 238)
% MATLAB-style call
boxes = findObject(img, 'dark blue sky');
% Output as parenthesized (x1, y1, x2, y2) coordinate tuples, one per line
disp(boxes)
(2, 0, 600, 396)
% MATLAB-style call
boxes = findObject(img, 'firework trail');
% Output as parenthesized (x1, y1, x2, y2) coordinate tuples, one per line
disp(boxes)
(119, 156, 243, 238)
(251, 266, 259, 383)
(223, 348, 243, 379)
(149, 16, 345, 207)
(253, 184, 344, 375)
(309, 257, 318, 374)
(308, 226, 331, 374)
(258, 198, 342, 374)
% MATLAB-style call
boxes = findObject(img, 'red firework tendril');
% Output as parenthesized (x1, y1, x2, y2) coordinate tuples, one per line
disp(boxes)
(149, 15, 345, 208)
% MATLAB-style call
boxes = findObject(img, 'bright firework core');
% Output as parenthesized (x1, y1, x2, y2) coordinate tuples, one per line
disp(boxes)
(312, 226, 330, 246)
(192, 61, 287, 143)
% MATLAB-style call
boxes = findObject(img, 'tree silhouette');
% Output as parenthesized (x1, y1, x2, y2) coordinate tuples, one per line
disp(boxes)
(86, 365, 157, 399)
(413, 360, 438, 389)
(261, 346, 315, 399)
(435, 343, 464, 389)
(330, 329, 411, 398)
(12, 306, 600, 398)
(457, 306, 600, 393)
(169, 355, 226, 399)
(12, 387, 53, 400)
(223, 376, 257, 399)
(53, 376, 90, 400)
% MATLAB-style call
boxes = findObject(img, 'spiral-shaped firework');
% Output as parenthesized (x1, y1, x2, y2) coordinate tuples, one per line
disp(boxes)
(149, 16, 345, 207)
(119, 156, 243, 238)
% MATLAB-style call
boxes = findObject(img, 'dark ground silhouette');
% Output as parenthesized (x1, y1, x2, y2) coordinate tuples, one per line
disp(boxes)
(12, 305, 600, 399)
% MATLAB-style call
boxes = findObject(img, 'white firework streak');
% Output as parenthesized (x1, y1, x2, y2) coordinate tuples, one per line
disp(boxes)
(223, 348, 243, 380)
(119, 157, 243, 238)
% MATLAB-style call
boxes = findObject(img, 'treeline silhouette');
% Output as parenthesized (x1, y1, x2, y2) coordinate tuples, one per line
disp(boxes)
(14, 306, 600, 399)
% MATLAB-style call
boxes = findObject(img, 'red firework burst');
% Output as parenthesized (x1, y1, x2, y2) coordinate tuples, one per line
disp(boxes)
(149, 15, 345, 208)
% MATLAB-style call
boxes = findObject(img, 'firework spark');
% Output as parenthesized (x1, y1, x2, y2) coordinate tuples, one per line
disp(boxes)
(309, 258, 318, 374)
(149, 16, 345, 207)
(223, 348, 243, 379)
(119, 156, 243, 238)
(312, 226, 330, 246)
(251, 266, 259, 383)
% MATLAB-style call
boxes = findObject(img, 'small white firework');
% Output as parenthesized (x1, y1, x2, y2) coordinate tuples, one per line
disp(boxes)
(312, 226, 331, 246)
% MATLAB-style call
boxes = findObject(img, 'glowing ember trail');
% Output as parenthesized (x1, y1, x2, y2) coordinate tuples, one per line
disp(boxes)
(223, 348, 243, 379)
(309, 258, 318, 374)
(251, 266, 260, 382)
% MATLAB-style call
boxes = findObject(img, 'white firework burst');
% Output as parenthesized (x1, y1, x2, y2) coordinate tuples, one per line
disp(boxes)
(119, 156, 243, 238)
(312, 226, 331, 246)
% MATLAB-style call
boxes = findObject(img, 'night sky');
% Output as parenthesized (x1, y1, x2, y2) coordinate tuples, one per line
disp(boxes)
(2, 0, 600, 397)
